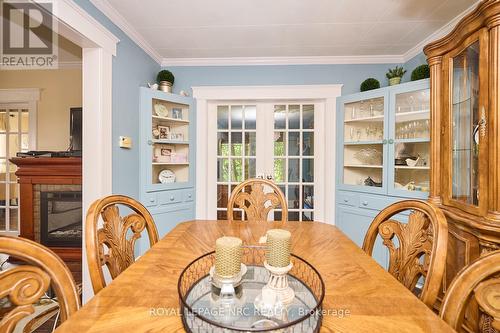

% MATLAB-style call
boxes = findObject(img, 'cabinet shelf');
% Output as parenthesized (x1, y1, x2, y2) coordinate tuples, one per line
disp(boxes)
(344, 115, 384, 123)
(345, 164, 383, 169)
(152, 139, 189, 145)
(152, 115, 189, 124)
(395, 110, 430, 122)
(152, 162, 190, 166)
(394, 166, 430, 170)
(344, 140, 383, 145)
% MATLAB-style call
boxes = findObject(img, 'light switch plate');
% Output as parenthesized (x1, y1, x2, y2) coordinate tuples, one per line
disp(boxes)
(119, 136, 132, 149)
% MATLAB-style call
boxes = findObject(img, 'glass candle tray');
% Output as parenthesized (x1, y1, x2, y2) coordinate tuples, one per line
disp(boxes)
(178, 247, 325, 332)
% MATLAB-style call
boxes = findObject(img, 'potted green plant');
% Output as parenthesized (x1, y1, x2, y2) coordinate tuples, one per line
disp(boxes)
(386, 66, 406, 86)
(410, 64, 430, 81)
(360, 78, 380, 92)
(156, 70, 175, 93)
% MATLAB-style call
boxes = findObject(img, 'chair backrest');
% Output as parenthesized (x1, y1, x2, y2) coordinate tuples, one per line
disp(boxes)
(227, 178, 288, 223)
(362, 200, 448, 308)
(85, 195, 159, 294)
(0, 236, 79, 332)
(440, 250, 500, 332)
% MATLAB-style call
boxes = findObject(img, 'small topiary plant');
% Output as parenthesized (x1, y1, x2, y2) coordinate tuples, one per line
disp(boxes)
(411, 64, 430, 81)
(156, 70, 175, 84)
(360, 78, 380, 92)
(386, 66, 407, 79)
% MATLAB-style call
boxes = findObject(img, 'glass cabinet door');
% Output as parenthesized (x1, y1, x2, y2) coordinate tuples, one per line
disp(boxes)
(450, 41, 481, 207)
(342, 96, 386, 191)
(391, 87, 430, 197)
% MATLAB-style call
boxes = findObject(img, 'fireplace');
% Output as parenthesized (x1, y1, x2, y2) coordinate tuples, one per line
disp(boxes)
(10, 157, 83, 284)
(40, 191, 82, 247)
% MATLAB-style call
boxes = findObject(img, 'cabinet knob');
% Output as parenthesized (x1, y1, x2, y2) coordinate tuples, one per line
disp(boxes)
(147, 140, 153, 145)
(388, 139, 394, 144)
(343, 198, 349, 203)
(149, 198, 155, 202)
(382, 139, 387, 144)
(362, 201, 368, 206)
(188, 193, 192, 198)
(170, 196, 175, 201)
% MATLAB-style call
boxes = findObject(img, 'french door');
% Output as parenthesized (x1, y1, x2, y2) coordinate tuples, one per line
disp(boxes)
(211, 101, 324, 221)
(0, 104, 32, 234)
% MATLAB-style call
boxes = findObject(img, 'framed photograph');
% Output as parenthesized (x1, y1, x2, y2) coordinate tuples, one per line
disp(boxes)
(171, 108, 182, 119)
(160, 148, 172, 156)
(158, 125, 170, 139)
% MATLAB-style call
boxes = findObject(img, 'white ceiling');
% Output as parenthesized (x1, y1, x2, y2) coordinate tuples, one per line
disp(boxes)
(95, 0, 478, 64)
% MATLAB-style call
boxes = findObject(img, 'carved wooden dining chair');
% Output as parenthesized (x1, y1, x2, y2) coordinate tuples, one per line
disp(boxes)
(441, 250, 500, 332)
(227, 178, 288, 222)
(0, 236, 79, 332)
(86, 195, 159, 294)
(362, 200, 448, 308)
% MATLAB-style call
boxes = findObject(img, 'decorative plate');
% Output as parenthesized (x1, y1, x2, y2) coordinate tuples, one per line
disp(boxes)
(159, 169, 175, 183)
(154, 103, 168, 117)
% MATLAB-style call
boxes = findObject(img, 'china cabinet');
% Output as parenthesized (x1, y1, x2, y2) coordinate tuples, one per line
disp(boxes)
(336, 79, 430, 267)
(139, 87, 196, 245)
(423, 0, 500, 321)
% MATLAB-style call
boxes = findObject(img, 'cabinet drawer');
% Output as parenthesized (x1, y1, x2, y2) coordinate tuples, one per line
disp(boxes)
(184, 189, 194, 202)
(158, 190, 184, 205)
(143, 193, 157, 207)
(358, 194, 394, 211)
(337, 192, 359, 207)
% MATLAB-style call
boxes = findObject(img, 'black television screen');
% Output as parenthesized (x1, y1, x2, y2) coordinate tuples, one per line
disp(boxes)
(69, 107, 82, 151)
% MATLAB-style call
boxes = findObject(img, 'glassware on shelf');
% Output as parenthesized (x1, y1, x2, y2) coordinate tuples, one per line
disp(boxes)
(354, 148, 383, 165)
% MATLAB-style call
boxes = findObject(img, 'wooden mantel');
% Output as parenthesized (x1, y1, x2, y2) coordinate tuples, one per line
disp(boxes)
(11, 157, 82, 179)
(10, 157, 83, 282)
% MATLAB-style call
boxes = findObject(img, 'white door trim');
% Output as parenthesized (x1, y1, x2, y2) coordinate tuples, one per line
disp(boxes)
(192, 84, 342, 224)
(45, 0, 118, 302)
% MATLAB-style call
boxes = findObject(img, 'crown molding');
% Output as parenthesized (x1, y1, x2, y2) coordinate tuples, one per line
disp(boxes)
(403, 0, 481, 62)
(89, 0, 162, 64)
(162, 55, 405, 67)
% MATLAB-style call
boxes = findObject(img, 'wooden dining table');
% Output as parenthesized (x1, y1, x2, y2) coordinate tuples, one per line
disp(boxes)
(56, 220, 454, 332)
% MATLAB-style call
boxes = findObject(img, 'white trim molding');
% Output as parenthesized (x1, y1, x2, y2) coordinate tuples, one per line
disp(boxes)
(33, 0, 118, 303)
(193, 84, 342, 224)
(164, 55, 405, 67)
(89, 0, 162, 63)
(33, 0, 120, 56)
(403, 0, 481, 62)
(0, 88, 40, 103)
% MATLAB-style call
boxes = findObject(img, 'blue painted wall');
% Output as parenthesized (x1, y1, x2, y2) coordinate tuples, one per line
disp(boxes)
(403, 53, 428, 82)
(167, 63, 403, 96)
(74, 0, 160, 199)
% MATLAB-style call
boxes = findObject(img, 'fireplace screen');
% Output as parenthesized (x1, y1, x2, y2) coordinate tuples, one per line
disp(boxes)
(40, 191, 82, 247)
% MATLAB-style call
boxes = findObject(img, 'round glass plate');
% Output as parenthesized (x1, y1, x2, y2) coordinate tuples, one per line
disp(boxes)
(178, 246, 324, 332)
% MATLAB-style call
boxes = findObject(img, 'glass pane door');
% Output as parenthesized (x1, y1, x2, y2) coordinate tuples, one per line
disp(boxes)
(273, 104, 315, 221)
(0, 106, 29, 233)
(393, 89, 430, 194)
(451, 41, 480, 206)
(216, 105, 257, 220)
(342, 97, 385, 189)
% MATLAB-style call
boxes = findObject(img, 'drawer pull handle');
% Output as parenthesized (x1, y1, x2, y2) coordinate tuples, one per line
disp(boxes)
(170, 196, 175, 201)
(362, 201, 368, 206)
(343, 198, 349, 202)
